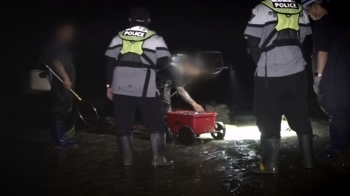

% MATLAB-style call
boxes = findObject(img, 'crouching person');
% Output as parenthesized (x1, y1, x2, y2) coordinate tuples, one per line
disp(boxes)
(157, 54, 204, 117)
(105, 7, 173, 167)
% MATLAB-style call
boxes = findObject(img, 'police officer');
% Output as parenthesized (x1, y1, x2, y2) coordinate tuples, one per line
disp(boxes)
(157, 54, 204, 119)
(244, 0, 313, 173)
(302, 0, 350, 158)
(105, 7, 172, 167)
(44, 22, 78, 148)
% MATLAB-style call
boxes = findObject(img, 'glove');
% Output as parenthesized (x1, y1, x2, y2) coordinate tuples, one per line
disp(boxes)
(313, 76, 322, 95)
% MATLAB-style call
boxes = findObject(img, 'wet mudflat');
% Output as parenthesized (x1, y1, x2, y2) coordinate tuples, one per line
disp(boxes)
(3, 111, 350, 196)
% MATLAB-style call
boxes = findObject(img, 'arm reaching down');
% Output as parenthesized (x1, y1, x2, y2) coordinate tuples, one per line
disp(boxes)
(105, 36, 123, 100)
(176, 87, 195, 105)
(53, 59, 71, 89)
(313, 51, 328, 95)
(164, 58, 204, 112)
(244, 6, 263, 65)
(246, 36, 261, 64)
(176, 87, 204, 112)
(313, 18, 332, 95)
(106, 57, 118, 87)
(316, 51, 328, 75)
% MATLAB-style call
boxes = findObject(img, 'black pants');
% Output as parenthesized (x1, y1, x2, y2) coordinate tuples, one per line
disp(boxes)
(321, 106, 350, 131)
(326, 108, 350, 150)
(51, 79, 74, 130)
(113, 94, 163, 136)
(254, 71, 312, 138)
(160, 87, 171, 119)
(317, 59, 350, 149)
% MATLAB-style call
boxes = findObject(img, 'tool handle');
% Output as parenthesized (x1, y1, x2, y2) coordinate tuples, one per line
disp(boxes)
(40, 60, 82, 101)
(211, 67, 228, 75)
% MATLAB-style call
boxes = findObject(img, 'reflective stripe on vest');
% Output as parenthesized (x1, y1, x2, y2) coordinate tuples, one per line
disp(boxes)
(261, 0, 303, 52)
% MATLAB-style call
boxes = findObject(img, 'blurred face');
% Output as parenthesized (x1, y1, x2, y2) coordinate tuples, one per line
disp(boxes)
(183, 61, 202, 77)
(57, 25, 75, 43)
(306, 3, 320, 20)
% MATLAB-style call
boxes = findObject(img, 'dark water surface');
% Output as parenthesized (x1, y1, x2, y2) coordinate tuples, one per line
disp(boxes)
(3, 112, 350, 196)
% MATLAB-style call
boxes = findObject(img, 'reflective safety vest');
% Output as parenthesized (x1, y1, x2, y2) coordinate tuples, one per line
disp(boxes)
(261, 0, 303, 52)
(118, 26, 156, 68)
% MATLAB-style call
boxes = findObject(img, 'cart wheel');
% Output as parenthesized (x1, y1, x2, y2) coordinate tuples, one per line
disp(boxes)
(178, 126, 195, 145)
(211, 122, 226, 140)
(165, 126, 173, 143)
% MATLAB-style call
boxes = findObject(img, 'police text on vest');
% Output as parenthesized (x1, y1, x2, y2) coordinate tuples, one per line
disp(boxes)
(123, 30, 146, 37)
(271, 0, 298, 9)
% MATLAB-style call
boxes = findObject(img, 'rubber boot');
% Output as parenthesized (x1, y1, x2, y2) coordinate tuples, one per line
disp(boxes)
(64, 126, 78, 148)
(51, 126, 78, 148)
(117, 134, 133, 166)
(318, 146, 341, 159)
(298, 134, 313, 169)
(51, 125, 66, 148)
(150, 133, 173, 167)
(249, 138, 280, 174)
(318, 129, 350, 159)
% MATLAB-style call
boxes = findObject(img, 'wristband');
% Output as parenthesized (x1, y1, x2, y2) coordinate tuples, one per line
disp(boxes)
(314, 72, 322, 77)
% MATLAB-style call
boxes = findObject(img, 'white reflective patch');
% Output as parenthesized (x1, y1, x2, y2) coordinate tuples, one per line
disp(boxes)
(123, 30, 146, 37)
(252, 8, 257, 16)
(249, 9, 257, 21)
(129, 26, 148, 32)
(171, 56, 180, 62)
(272, 2, 299, 9)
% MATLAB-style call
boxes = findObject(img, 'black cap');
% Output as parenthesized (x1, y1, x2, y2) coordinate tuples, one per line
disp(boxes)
(129, 7, 150, 23)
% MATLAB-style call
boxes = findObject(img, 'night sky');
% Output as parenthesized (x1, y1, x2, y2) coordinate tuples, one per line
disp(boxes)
(2, 0, 347, 113)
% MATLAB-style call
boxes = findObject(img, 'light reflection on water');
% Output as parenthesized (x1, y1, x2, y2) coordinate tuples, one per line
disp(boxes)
(199, 120, 297, 140)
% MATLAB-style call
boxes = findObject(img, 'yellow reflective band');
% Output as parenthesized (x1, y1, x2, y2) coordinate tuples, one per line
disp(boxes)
(120, 40, 144, 55)
(275, 14, 300, 31)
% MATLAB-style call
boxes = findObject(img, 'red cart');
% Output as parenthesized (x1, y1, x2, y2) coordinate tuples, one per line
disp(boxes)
(167, 110, 226, 145)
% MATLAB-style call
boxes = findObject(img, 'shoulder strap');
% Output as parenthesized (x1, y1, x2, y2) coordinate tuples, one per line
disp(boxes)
(260, 29, 278, 53)
(260, 30, 301, 52)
